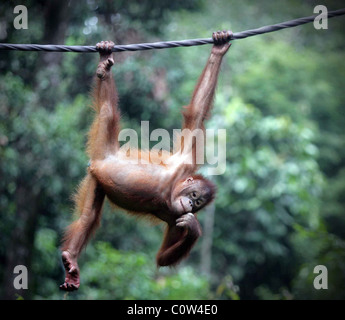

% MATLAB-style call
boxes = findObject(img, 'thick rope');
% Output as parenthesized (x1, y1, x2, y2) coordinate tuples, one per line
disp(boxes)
(0, 8, 344, 53)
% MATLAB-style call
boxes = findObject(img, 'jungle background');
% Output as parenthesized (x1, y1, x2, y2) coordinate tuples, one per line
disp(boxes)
(0, 0, 344, 300)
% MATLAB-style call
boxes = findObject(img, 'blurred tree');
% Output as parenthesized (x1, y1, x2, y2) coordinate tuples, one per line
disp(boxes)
(207, 98, 323, 298)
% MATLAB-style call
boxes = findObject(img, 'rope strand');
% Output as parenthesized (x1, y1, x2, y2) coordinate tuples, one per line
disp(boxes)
(0, 8, 344, 53)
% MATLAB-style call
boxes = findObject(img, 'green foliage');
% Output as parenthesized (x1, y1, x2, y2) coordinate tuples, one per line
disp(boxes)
(32, 241, 210, 300)
(205, 97, 324, 297)
(290, 225, 345, 300)
(76, 242, 210, 300)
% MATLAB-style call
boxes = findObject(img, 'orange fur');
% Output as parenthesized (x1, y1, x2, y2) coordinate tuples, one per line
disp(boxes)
(60, 36, 230, 290)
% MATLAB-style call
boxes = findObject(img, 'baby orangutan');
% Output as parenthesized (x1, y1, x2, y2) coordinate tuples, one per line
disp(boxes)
(60, 31, 231, 291)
